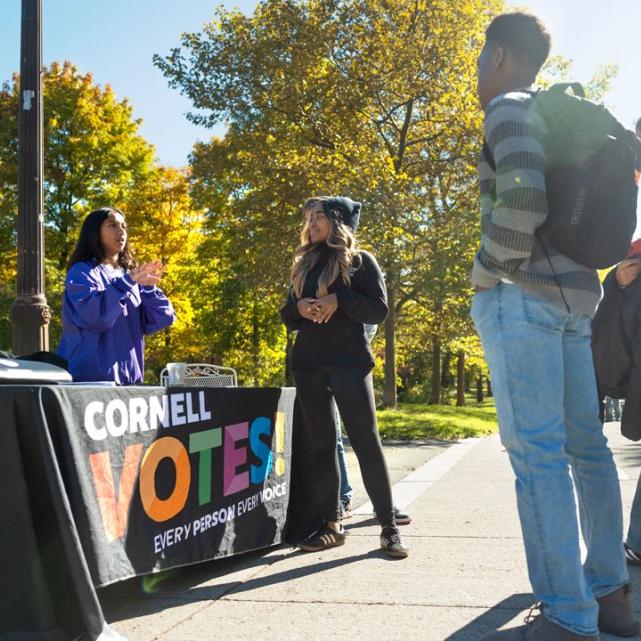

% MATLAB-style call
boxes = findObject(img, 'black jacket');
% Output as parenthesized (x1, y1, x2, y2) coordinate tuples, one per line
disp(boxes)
(280, 246, 387, 369)
(592, 269, 641, 440)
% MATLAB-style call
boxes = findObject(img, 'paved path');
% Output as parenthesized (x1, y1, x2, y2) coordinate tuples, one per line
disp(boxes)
(100, 424, 641, 641)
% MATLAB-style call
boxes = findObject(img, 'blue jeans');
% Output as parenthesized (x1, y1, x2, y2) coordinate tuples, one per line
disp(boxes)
(472, 284, 627, 635)
(334, 399, 353, 504)
(626, 475, 641, 552)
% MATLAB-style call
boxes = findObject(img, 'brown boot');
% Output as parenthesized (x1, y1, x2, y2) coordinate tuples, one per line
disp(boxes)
(479, 609, 599, 640)
(597, 584, 640, 637)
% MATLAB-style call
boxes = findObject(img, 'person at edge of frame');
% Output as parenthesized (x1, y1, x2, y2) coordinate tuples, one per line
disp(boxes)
(471, 12, 637, 641)
(592, 117, 641, 572)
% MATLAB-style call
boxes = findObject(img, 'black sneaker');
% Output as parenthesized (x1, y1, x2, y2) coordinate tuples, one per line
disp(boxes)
(375, 506, 411, 525)
(340, 499, 352, 520)
(624, 542, 641, 566)
(380, 525, 409, 558)
(298, 525, 346, 552)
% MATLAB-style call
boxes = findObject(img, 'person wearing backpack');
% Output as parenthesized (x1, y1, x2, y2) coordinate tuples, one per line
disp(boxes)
(592, 119, 641, 569)
(471, 13, 638, 641)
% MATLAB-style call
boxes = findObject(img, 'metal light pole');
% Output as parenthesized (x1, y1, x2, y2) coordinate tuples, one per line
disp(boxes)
(12, 0, 49, 355)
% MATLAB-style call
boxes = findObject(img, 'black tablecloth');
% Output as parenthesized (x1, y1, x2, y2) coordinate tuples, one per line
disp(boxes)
(1, 384, 302, 641)
(0, 386, 114, 641)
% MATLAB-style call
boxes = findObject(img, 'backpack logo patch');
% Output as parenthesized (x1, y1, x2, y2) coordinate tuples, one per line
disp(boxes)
(570, 186, 588, 225)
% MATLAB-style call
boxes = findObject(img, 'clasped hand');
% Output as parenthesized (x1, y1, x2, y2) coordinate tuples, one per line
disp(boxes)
(297, 293, 338, 323)
(616, 258, 641, 288)
(130, 261, 165, 287)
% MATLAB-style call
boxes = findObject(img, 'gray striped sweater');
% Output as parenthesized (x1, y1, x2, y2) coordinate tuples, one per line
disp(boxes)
(471, 89, 602, 318)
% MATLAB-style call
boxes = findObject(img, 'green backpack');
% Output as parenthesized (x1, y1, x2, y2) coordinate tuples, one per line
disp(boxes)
(531, 83, 639, 269)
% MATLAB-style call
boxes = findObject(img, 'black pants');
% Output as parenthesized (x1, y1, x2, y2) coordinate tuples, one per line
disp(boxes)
(293, 365, 394, 526)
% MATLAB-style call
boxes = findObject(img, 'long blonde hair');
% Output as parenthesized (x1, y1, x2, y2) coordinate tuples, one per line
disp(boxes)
(290, 197, 362, 298)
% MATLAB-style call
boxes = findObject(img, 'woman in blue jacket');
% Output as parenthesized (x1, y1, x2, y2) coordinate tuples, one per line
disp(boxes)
(58, 206, 175, 384)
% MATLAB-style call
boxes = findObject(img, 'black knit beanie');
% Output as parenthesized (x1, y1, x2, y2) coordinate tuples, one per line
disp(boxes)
(322, 197, 362, 231)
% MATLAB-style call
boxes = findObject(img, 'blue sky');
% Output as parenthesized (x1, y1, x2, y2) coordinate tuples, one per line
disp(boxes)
(0, 0, 639, 168)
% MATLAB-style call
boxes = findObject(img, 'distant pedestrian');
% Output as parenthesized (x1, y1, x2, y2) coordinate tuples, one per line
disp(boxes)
(471, 13, 636, 640)
(604, 396, 623, 422)
(281, 196, 408, 558)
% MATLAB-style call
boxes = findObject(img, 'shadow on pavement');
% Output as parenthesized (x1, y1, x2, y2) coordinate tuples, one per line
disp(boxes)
(343, 517, 379, 530)
(379, 439, 454, 448)
(443, 567, 641, 641)
(615, 446, 641, 470)
(442, 593, 534, 641)
(100, 547, 374, 623)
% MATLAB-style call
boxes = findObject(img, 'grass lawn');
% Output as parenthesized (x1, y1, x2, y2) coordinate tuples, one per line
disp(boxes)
(377, 399, 498, 441)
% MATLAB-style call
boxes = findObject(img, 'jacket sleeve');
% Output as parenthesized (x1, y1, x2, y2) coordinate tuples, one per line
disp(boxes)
(280, 289, 304, 331)
(335, 251, 388, 324)
(601, 269, 625, 311)
(479, 95, 549, 275)
(620, 277, 641, 441)
(140, 286, 176, 335)
(621, 318, 641, 441)
(592, 269, 624, 343)
(592, 269, 633, 398)
(622, 371, 641, 441)
(64, 265, 137, 332)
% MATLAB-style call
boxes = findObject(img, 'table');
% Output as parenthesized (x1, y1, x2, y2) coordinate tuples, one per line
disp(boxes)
(0, 384, 296, 641)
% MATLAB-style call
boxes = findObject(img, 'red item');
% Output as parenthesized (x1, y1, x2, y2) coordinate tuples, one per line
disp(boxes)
(627, 239, 641, 258)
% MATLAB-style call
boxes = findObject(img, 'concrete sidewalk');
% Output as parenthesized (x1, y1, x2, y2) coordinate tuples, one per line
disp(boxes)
(100, 424, 641, 641)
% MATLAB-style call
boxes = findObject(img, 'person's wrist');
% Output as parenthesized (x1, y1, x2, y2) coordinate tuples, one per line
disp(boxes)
(121, 273, 137, 288)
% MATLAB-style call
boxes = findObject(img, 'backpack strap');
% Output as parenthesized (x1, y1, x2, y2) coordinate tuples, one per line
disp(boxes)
(548, 82, 585, 98)
(482, 140, 496, 171)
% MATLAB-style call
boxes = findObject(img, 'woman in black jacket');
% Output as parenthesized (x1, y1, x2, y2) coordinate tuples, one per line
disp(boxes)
(592, 238, 641, 565)
(281, 196, 408, 558)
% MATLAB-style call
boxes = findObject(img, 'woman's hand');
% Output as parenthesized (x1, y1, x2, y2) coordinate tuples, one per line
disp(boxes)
(297, 297, 319, 321)
(616, 259, 641, 288)
(311, 293, 338, 323)
(130, 261, 165, 287)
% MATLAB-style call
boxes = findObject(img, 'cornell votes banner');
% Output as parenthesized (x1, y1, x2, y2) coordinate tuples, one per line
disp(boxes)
(44, 385, 295, 586)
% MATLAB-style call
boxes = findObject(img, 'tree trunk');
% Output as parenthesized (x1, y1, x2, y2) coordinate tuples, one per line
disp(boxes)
(441, 349, 452, 388)
(456, 350, 466, 407)
(382, 285, 397, 408)
(476, 374, 484, 403)
(487, 378, 493, 398)
(429, 335, 441, 404)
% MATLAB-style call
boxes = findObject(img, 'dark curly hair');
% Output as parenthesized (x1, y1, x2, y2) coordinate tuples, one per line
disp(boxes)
(486, 12, 551, 76)
(67, 207, 137, 271)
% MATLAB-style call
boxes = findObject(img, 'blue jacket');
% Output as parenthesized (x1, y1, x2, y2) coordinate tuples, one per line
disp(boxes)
(57, 260, 176, 384)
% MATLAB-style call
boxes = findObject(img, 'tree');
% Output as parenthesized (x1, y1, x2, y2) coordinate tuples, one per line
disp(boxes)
(187, 135, 298, 386)
(42, 62, 156, 268)
(0, 62, 156, 351)
(155, 0, 504, 404)
(123, 166, 207, 380)
(0, 84, 18, 348)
